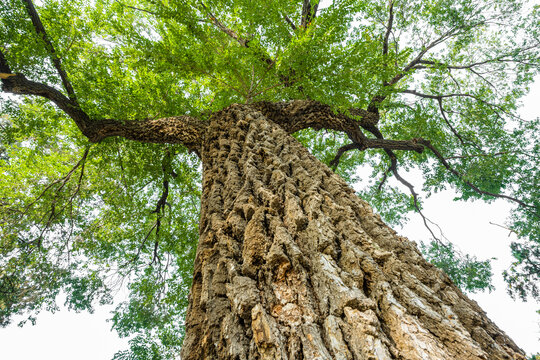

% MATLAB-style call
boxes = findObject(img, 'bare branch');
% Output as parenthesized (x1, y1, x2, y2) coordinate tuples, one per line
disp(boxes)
(415, 43, 540, 71)
(489, 222, 519, 236)
(378, 144, 446, 244)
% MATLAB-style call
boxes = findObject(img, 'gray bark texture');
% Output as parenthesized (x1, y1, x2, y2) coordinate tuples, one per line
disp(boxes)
(180, 104, 525, 360)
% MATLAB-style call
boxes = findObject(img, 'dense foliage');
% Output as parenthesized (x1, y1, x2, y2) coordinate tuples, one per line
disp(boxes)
(1, 0, 539, 358)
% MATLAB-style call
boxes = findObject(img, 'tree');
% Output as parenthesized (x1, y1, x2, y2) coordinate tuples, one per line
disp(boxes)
(0, 0, 539, 358)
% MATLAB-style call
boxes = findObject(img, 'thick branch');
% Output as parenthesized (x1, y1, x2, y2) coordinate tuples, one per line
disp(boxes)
(253, 100, 425, 155)
(329, 143, 358, 168)
(1, 72, 204, 152)
(87, 117, 205, 153)
(1, 51, 205, 153)
(254, 100, 373, 136)
(0, 68, 91, 133)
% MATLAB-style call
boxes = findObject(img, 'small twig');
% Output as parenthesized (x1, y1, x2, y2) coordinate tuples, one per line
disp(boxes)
(115, 0, 158, 16)
(390, 161, 447, 245)
(22, 147, 90, 216)
(418, 138, 537, 212)
(445, 151, 511, 160)
(437, 98, 483, 152)
(121, 222, 158, 268)
(489, 222, 519, 237)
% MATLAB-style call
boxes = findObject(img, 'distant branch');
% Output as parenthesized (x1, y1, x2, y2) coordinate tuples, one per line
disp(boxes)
(489, 222, 519, 237)
(417, 139, 537, 212)
(21, 147, 90, 217)
(200, 1, 249, 47)
(414, 43, 540, 71)
(437, 98, 483, 152)
(283, 14, 297, 31)
(21, 0, 77, 102)
(366, 21, 489, 113)
(401, 89, 521, 122)
(445, 151, 511, 160)
(301, 0, 319, 28)
(115, 1, 159, 16)
(382, 0, 394, 58)
(121, 222, 158, 268)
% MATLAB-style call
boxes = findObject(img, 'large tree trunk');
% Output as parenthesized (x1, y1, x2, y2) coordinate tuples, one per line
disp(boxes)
(181, 104, 525, 359)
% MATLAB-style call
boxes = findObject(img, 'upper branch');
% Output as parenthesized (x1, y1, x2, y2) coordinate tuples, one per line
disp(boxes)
(200, 1, 249, 47)
(301, 0, 319, 28)
(1, 3, 206, 153)
(413, 43, 540, 71)
(366, 22, 487, 113)
(21, 0, 77, 102)
(382, 0, 395, 85)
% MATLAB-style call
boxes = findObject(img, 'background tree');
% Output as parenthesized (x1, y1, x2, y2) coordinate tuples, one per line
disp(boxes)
(0, 0, 539, 358)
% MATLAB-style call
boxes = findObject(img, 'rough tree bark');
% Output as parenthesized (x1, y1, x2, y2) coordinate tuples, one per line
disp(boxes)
(180, 104, 525, 360)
